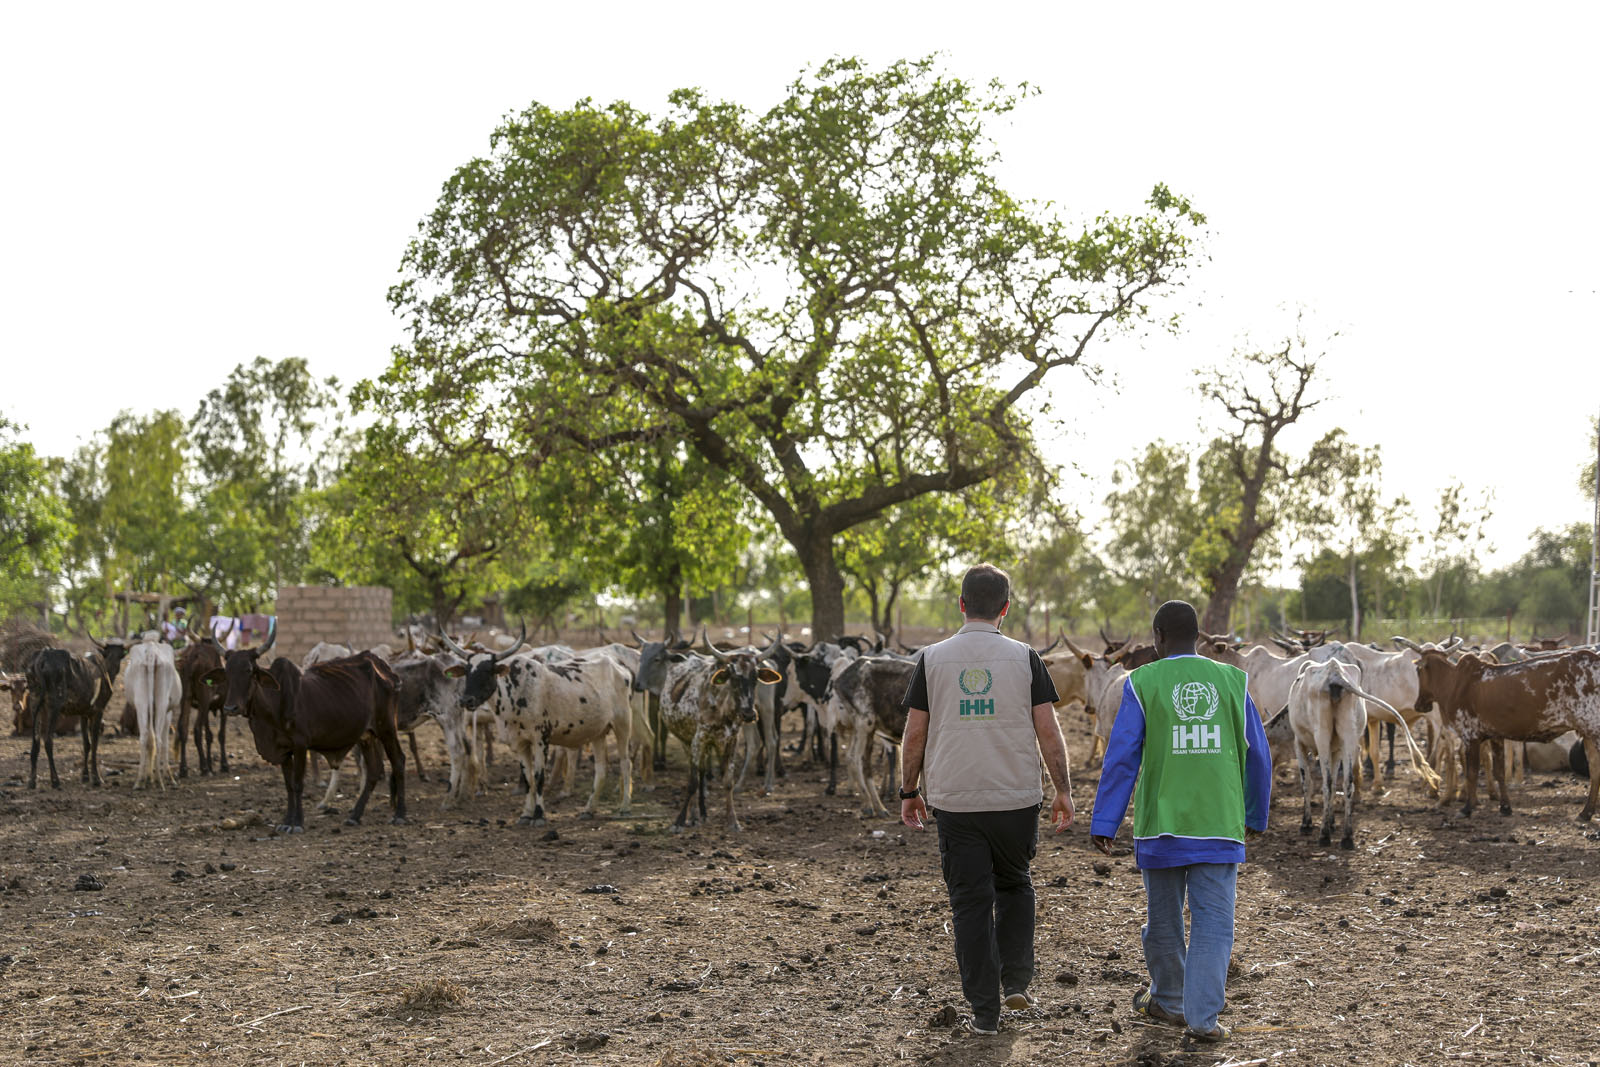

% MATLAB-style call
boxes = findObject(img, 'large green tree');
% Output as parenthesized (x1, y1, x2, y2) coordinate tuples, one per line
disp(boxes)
(1190, 331, 1337, 633)
(1103, 441, 1202, 612)
(190, 356, 341, 598)
(0, 417, 71, 622)
(370, 56, 1205, 636)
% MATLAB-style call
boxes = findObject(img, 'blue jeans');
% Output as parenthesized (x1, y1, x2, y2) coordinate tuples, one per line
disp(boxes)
(1141, 863, 1237, 1032)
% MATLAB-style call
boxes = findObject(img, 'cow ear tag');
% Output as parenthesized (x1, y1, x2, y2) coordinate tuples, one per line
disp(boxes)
(710, 669, 729, 685)
(757, 668, 783, 685)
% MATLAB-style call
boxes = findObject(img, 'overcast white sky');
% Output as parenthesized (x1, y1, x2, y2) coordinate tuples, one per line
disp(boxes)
(3, 2, 1596, 572)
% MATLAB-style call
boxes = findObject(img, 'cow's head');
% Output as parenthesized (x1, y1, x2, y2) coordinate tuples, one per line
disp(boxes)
(632, 629, 694, 695)
(203, 621, 278, 714)
(703, 634, 781, 723)
(1412, 647, 1460, 714)
(793, 641, 855, 703)
(438, 623, 524, 709)
(89, 632, 132, 682)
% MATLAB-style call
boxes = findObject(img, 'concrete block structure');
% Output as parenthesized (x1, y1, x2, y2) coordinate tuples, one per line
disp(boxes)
(274, 586, 393, 665)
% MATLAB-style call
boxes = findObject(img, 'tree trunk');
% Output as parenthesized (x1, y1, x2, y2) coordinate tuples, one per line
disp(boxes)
(661, 560, 684, 638)
(1201, 552, 1251, 635)
(1347, 553, 1362, 641)
(864, 584, 881, 642)
(797, 532, 847, 640)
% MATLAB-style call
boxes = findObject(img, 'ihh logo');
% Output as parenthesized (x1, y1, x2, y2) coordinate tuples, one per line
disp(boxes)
(1172, 723, 1221, 752)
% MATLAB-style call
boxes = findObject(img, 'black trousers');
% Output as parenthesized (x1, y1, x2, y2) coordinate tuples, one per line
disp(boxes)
(933, 804, 1040, 1026)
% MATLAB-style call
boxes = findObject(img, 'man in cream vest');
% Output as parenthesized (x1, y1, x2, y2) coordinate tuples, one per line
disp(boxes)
(900, 564, 1075, 1036)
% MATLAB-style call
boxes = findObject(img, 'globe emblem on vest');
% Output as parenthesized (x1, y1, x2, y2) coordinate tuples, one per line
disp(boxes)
(1171, 680, 1219, 723)
(958, 667, 993, 696)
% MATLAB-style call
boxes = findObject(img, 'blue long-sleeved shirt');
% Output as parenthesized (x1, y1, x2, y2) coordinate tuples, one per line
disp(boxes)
(1089, 655, 1272, 869)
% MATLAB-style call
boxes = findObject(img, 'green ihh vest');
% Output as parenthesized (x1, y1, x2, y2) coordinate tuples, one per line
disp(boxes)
(1129, 656, 1251, 843)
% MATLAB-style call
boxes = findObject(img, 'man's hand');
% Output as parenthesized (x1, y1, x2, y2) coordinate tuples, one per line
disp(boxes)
(1050, 790, 1074, 832)
(902, 794, 929, 830)
(1091, 833, 1114, 856)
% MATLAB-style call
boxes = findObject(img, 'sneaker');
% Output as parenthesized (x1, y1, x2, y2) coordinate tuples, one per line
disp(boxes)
(1185, 1023, 1230, 1043)
(1132, 988, 1186, 1027)
(959, 1016, 999, 1036)
(1003, 990, 1037, 1011)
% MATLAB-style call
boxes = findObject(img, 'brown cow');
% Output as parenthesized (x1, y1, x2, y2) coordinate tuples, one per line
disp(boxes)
(1414, 648, 1600, 820)
(175, 638, 227, 776)
(205, 634, 406, 834)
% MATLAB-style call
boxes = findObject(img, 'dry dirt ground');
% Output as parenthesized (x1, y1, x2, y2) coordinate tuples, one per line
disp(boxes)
(3, 701, 1600, 1067)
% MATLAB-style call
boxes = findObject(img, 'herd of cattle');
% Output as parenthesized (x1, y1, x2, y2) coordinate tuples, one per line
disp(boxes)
(3, 622, 1598, 846)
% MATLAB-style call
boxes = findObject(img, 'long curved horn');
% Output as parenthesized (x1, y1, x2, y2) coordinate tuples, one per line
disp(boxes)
(1060, 633, 1092, 661)
(437, 628, 471, 659)
(492, 620, 527, 663)
(700, 627, 730, 663)
(256, 619, 277, 658)
(630, 628, 647, 648)
(406, 628, 416, 653)
(86, 628, 106, 653)
(1107, 638, 1136, 664)
(1392, 635, 1423, 653)
(1098, 625, 1114, 650)
(1035, 635, 1062, 656)
(1442, 635, 1464, 652)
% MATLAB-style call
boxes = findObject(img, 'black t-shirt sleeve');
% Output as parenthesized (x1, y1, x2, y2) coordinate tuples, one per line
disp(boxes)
(1028, 650, 1059, 706)
(902, 656, 929, 711)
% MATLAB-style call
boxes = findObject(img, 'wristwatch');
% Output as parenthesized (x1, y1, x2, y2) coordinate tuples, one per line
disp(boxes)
(899, 787, 920, 800)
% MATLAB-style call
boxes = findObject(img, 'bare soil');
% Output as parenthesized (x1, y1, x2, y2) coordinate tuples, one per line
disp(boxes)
(3, 703, 1599, 1067)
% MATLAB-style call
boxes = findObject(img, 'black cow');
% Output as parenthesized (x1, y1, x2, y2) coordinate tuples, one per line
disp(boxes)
(206, 629, 406, 833)
(24, 635, 131, 789)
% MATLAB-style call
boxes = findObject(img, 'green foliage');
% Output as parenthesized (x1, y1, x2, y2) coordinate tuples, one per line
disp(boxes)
(1103, 441, 1202, 610)
(370, 55, 1205, 632)
(306, 424, 515, 626)
(1297, 434, 1413, 637)
(189, 356, 341, 598)
(0, 417, 71, 619)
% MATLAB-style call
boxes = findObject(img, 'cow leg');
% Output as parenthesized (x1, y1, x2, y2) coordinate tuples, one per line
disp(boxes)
(761, 699, 777, 796)
(1579, 737, 1600, 821)
(1461, 738, 1481, 817)
(615, 715, 633, 818)
(1318, 753, 1336, 848)
(407, 730, 428, 782)
(1295, 739, 1314, 835)
(346, 741, 382, 825)
(278, 759, 297, 834)
(174, 699, 190, 779)
(515, 739, 547, 825)
(825, 732, 838, 795)
(217, 708, 229, 773)
(673, 764, 699, 831)
(580, 743, 608, 819)
(28, 709, 43, 789)
(87, 712, 105, 788)
(317, 761, 343, 813)
(191, 703, 209, 776)
(1490, 742, 1511, 816)
(1341, 745, 1359, 850)
(1384, 721, 1397, 780)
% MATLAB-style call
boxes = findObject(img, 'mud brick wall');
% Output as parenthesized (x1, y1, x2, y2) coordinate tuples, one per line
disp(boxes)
(274, 586, 393, 665)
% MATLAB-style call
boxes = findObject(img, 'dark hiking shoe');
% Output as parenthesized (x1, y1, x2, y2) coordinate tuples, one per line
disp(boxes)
(1184, 1023, 1231, 1043)
(1133, 988, 1186, 1027)
(1003, 990, 1037, 1011)
(959, 1016, 998, 1036)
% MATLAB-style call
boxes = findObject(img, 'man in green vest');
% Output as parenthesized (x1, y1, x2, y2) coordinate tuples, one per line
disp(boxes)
(1090, 600, 1271, 1043)
(899, 563, 1075, 1036)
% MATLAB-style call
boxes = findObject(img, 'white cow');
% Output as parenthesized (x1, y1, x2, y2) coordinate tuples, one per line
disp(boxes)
(1288, 656, 1438, 849)
(443, 635, 633, 824)
(125, 640, 182, 790)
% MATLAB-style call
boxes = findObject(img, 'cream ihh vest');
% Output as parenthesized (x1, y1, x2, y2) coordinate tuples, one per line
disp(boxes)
(920, 621, 1042, 812)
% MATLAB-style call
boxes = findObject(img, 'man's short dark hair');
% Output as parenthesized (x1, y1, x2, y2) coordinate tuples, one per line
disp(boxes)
(1152, 600, 1199, 641)
(961, 564, 1010, 619)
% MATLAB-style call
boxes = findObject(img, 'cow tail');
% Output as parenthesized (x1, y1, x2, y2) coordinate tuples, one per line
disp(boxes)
(1353, 686, 1441, 791)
